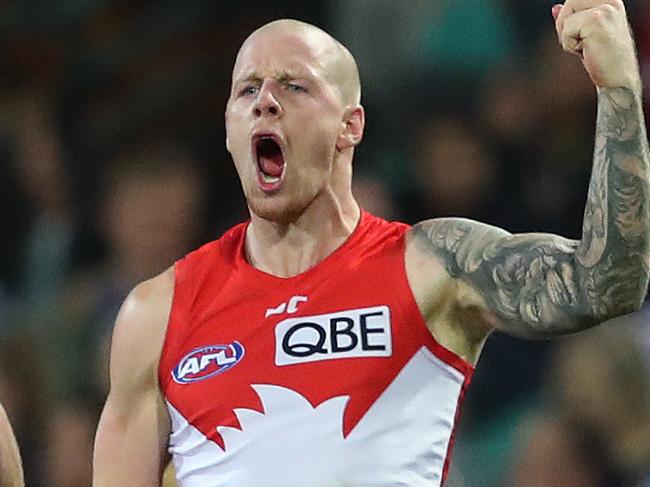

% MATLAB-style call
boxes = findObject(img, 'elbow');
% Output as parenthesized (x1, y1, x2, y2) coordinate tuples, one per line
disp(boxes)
(624, 290, 648, 315)
(631, 286, 648, 313)
(582, 260, 649, 322)
(590, 290, 648, 323)
(621, 276, 649, 315)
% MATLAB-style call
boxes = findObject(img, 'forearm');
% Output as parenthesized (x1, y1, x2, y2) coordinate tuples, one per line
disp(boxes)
(576, 86, 650, 319)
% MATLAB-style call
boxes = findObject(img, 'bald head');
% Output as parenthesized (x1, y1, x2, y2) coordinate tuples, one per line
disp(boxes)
(233, 19, 361, 106)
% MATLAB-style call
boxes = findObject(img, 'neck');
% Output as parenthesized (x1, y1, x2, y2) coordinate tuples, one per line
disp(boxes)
(245, 189, 360, 278)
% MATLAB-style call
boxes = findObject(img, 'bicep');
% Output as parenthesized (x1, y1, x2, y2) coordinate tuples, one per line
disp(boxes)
(94, 386, 170, 487)
(93, 274, 173, 487)
(415, 218, 596, 338)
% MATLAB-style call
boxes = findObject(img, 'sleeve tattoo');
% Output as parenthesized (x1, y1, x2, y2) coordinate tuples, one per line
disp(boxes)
(414, 87, 650, 338)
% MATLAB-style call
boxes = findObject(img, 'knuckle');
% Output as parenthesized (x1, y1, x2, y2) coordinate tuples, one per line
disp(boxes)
(610, 0, 625, 12)
(601, 4, 617, 18)
(590, 9, 605, 24)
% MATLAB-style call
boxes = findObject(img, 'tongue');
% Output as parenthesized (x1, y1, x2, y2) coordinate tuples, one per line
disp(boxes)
(259, 153, 284, 177)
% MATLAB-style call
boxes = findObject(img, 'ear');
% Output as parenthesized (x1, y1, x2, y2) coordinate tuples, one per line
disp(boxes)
(225, 112, 232, 153)
(336, 105, 365, 151)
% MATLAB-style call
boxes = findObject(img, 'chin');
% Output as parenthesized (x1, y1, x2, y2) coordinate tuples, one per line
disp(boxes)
(247, 194, 307, 225)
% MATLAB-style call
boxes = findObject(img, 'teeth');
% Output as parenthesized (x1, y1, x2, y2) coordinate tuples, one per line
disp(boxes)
(261, 173, 280, 184)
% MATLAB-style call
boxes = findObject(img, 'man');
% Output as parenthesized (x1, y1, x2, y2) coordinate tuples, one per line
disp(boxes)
(0, 402, 24, 487)
(93, 1, 650, 486)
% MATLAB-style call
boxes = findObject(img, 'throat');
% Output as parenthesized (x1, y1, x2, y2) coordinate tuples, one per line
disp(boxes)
(245, 208, 362, 278)
(246, 238, 324, 278)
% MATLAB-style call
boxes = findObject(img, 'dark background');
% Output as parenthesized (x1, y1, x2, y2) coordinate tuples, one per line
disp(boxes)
(0, 1, 649, 486)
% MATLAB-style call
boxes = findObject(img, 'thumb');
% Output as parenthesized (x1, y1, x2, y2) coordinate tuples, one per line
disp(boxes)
(551, 4, 562, 21)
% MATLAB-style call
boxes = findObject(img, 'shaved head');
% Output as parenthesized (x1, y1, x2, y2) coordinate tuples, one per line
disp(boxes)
(233, 19, 361, 106)
(226, 18, 366, 223)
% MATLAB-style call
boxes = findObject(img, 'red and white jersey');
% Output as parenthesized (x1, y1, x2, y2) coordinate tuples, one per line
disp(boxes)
(158, 211, 474, 487)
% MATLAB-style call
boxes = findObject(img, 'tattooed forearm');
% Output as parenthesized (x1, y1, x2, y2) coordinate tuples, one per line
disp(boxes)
(414, 87, 650, 338)
(578, 88, 650, 317)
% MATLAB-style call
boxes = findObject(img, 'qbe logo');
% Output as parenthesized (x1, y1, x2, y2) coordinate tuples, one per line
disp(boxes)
(172, 342, 245, 384)
(274, 306, 392, 366)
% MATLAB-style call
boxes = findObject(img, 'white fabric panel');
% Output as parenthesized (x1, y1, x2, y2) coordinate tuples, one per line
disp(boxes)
(166, 347, 464, 487)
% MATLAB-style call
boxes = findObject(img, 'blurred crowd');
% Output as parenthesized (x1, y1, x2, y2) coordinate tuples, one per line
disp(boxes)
(0, 1, 648, 486)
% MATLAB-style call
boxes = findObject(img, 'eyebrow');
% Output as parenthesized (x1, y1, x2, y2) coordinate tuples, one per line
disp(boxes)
(235, 70, 309, 85)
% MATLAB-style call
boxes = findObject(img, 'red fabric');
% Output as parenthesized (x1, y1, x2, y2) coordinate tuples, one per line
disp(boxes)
(159, 211, 474, 459)
(442, 371, 473, 482)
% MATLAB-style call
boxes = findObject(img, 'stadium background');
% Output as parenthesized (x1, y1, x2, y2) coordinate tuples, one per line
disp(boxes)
(0, 1, 649, 486)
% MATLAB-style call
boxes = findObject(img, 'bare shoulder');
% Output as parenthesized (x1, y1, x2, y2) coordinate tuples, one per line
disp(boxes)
(405, 217, 509, 312)
(407, 218, 511, 277)
(404, 221, 459, 318)
(405, 219, 501, 364)
(111, 267, 175, 385)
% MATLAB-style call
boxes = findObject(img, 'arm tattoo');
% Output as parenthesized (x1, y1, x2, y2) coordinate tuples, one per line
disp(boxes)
(415, 87, 650, 338)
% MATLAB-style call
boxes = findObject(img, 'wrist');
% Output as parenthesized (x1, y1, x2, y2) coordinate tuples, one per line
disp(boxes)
(597, 85, 641, 110)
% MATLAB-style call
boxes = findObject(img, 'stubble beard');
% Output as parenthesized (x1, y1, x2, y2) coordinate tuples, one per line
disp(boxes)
(246, 189, 313, 226)
(239, 148, 335, 225)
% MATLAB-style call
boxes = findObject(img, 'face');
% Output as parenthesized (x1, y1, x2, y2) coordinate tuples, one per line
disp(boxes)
(225, 27, 350, 223)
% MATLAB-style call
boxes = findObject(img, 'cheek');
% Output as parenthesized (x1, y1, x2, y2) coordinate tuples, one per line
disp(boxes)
(226, 119, 252, 166)
(227, 120, 246, 147)
(226, 105, 249, 141)
(301, 119, 340, 159)
(290, 139, 332, 182)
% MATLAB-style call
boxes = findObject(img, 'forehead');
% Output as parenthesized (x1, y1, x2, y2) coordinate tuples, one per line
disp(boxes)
(232, 29, 333, 82)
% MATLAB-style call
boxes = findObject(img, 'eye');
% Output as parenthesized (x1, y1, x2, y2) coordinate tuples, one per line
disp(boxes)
(239, 85, 258, 97)
(286, 83, 306, 93)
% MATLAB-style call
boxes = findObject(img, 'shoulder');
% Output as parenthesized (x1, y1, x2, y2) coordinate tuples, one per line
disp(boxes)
(404, 220, 463, 320)
(362, 211, 410, 232)
(407, 217, 511, 275)
(110, 267, 175, 385)
(405, 219, 508, 362)
(354, 211, 411, 251)
(176, 222, 248, 274)
(118, 267, 175, 331)
(408, 217, 510, 249)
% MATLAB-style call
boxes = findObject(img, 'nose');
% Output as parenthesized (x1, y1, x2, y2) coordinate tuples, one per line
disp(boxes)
(253, 82, 282, 118)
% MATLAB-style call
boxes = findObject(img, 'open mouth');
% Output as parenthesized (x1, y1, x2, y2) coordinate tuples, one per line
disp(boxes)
(254, 135, 286, 191)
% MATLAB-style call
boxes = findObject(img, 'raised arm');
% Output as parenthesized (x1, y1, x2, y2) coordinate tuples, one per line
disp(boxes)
(412, 0, 649, 339)
(0, 402, 23, 487)
(93, 269, 174, 487)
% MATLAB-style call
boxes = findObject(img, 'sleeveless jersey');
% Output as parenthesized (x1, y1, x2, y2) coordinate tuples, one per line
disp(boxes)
(158, 211, 474, 487)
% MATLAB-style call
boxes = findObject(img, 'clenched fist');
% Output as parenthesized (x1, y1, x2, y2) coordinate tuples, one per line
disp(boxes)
(552, 0, 641, 91)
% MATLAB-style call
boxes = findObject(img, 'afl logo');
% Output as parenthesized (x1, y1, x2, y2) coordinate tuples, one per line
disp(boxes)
(172, 342, 245, 384)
